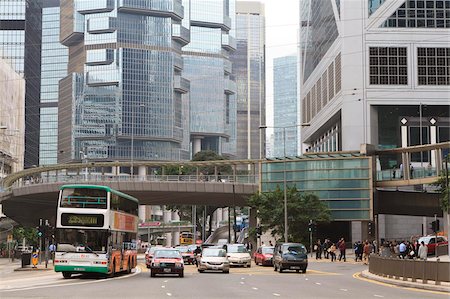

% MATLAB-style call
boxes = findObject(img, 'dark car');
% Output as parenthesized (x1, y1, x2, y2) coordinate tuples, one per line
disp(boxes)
(150, 249, 184, 277)
(273, 243, 308, 273)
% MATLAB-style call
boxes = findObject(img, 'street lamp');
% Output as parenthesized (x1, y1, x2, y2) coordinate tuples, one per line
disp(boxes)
(259, 123, 310, 243)
(79, 150, 88, 181)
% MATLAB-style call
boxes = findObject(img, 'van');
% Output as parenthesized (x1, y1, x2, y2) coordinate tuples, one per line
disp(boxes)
(273, 243, 308, 273)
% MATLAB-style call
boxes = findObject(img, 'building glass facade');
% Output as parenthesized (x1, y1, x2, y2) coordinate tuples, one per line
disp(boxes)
(58, 0, 190, 164)
(261, 156, 372, 221)
(40, 1, 68, 165)
(273, 56, 297, 158)
(183, 0, 237, 157)
(232, 1, 265, 161)
(0, 0, 42, 168)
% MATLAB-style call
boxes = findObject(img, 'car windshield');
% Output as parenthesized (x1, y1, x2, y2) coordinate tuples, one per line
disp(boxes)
(177, 247, 189, 253)
(282, 245, 307, 255)
(262, 247, 274, 254)
(154, 250, 181, 259)
(203, 248, 226, 257)
(227, 245, 248, 253)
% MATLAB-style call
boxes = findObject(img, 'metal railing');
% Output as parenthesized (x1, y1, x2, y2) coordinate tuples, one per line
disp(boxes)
(369, 254, 450, 284)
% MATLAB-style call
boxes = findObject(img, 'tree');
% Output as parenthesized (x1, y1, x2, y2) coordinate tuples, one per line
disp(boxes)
(248, 186, 331, 245)
(432, 156, 449, 211)
(12, 226, 38, 247)
(192, 150, 232, 175)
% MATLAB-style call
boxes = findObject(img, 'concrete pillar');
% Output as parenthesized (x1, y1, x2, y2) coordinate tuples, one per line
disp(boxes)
(351, 221, 362, 244)
(401, 125, 408, 148)
(423, 216, 428, 236)
(430, 124, 437, 167)
(222, 208, 229, 224)
(138, 165, 146, 181)
(112, 166, 119, 176)
(216, 208, 223, 228)
(378, 214, 386, 240)
(249, 208, 257, 253)
(193, 137, 202, 155)
(163, 209, 172, 247)
(139, 206, 146, 223)
(172, 211, 180, 246)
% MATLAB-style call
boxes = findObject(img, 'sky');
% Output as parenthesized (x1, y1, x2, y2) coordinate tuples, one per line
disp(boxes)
(246, 0, 299, 127)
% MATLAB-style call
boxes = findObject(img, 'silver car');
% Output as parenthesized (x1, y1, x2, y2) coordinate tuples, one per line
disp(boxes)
(198, 248, 230, 273)
(226, 244, 251, 267)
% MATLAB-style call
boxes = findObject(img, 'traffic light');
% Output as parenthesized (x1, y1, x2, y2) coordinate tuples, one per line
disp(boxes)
(431, 220, 440, 233)
(368, 221, 374, 236)
(308, 222, 317, 233)
(37, 225, 45, 237)
(256, 226, 262, 237)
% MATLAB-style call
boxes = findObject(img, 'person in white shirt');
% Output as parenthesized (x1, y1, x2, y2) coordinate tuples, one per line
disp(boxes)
(418, 241, 428, 260)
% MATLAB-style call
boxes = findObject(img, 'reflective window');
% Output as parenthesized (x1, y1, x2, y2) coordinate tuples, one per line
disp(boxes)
(417, 47, 450, 85)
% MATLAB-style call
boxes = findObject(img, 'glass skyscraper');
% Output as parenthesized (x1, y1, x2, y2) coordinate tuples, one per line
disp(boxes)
(40, 0, 68, 165)
(183, 0, 237, 157)
(232, 1, 265, 160)
(0, 0, 42, 168)
(273, 55, 298, 157)
(58, 0, 191, 164)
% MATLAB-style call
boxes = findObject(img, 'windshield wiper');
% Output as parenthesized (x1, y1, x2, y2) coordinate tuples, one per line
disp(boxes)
(85, 246, 99, 257)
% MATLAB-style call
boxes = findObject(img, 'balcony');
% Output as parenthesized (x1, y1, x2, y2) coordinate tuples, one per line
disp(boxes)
(221, 34, 236, 51)
(86, 70, 119, 87)
(174, 75, 190, 94)
(224, 60, 232, 75)
(87, 17, 116, 34)
(172, 24, 190, 45)
(173, 54, 183, 71)
(86, 49, 114, 66)
(118, 0, 183, 21)
(60, 1, 84, 46)
(77, 0, 115, 14)
(224, 79, 236, 95)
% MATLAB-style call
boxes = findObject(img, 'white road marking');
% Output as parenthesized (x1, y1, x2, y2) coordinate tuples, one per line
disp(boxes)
(163, 280, 168, 283)
(166, 293, 172, 297)
(252, 287, 258, 290)
(315, 282, 321, 285)
(340, 289, 348, 291)
(240, 281, 245, 285)
(305, 278, 309, 281)
(161, 285, 166, 288)
(241, 277, 245, 280)
(273, 293, 281, 297)
(374, 295, 384, 298)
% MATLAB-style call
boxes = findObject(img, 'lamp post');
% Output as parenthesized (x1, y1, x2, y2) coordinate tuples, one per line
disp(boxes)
(79, 150, 88, 181)
(259, 123, 310, 243)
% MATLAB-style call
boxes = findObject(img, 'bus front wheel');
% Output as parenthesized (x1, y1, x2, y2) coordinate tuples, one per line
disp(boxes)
(62, 272, 72, 279)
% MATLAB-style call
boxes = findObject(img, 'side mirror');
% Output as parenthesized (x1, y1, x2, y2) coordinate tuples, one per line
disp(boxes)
(279, 250, 282, 254)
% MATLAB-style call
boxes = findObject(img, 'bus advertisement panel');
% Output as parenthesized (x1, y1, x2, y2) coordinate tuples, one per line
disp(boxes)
(54, 185, 138, 279)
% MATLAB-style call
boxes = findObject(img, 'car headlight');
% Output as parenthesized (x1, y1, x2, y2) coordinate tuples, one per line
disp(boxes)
(152, 262, 160, 267)
(175, 262, 183, 268)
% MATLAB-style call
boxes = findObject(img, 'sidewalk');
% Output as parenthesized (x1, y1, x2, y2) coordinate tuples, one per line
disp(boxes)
(0, 257, 54, 275)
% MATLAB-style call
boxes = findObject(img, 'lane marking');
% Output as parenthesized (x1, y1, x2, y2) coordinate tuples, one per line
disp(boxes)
(273, 293, 281, 297)
(315, 282, 321, 285)
(163, 280, 168, 283)
(240, 281, 245, 285)
(252, 287, 258, 290)
(166, 293, 172, 297)
(0, 267, 141, 293)
(305, 278, 309, 281)
(241, 277, 245, 280)
(161, 285, 166, 288)
(374, 295, 384, 298)
(340, 289, 348, 291)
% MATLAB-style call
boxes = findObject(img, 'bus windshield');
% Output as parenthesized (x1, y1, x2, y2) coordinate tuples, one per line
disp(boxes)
(56, 229, 108, 253)
(60, 188, 107, 209)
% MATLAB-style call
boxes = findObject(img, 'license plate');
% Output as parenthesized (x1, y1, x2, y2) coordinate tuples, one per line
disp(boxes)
(163, 268, 171, 273)
(74, 267, 85, 271)
(212, 266, 218, 270)
(290, 266, 301, 270)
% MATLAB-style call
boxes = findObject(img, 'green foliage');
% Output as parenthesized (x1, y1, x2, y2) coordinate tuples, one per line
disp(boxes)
(12, 226, 38, 246)
(432, 168, 449, 211)
(248, 186, 331, 244)
(192, 150, 232, 174)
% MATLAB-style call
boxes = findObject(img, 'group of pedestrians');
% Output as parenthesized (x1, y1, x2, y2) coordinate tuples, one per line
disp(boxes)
(353, 240, 375, 265)
(379, 240, 428, 260)
(314, 238, 347, 262)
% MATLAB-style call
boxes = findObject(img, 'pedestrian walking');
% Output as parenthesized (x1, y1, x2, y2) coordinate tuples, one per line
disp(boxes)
(338, 238, 346, 262)
(315, 239, 322, 260)
(329, 243, 337, 262)
(418, 241, 428, 260)
(363, 241, 371, 265)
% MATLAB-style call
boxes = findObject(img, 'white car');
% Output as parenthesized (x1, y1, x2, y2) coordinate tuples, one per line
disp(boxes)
(226, 244, 251, 267)
(198, 248, 230, 273)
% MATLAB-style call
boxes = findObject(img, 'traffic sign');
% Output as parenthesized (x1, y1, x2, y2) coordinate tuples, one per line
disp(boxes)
(32, 252, 39, 266)
(7, 234, 13, 242)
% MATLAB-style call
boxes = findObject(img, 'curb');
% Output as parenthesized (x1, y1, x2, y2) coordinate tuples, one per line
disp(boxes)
(14, 267, 54, 272)
(360, 270, 450, 293)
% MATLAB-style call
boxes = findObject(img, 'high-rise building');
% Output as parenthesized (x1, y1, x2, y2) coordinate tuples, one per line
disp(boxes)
(232, 1, 265, 160)
(0, 58, 25, 178)
(299, 0, 450, 241)
(0, 0, 42, 168)
(183, 0, 237, 157)
(273, 55, 298, 157)
(300, 0, 449, 154)
(40, 0, 68, 165)
(58, 0, 191, 165)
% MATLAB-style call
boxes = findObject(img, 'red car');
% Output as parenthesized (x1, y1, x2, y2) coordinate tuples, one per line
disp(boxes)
(177, 246, 195, 265)
(145, 246, 162, 268)
(150, 248, 184, 277)
(253, 246, 274, 266)
(418, 236, 448, 255)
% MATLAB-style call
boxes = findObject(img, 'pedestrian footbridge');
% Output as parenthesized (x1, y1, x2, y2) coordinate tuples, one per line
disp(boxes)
(1, 142, 448, 226)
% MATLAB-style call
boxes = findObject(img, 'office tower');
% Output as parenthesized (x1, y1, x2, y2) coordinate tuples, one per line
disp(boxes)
(300, 0, 449, 154)
(0, 58, 25, 177)
(183, 0, 237, 157)
(0, 0, 42, 168)
(232, 1, 265, 160)
(40, 0, 68, 165)
(58, 0, 191, 165)
(273, 55, 298, 157)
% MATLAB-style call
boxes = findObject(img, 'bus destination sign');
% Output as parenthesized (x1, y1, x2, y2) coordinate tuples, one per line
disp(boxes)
(61, 213, 104, 227)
